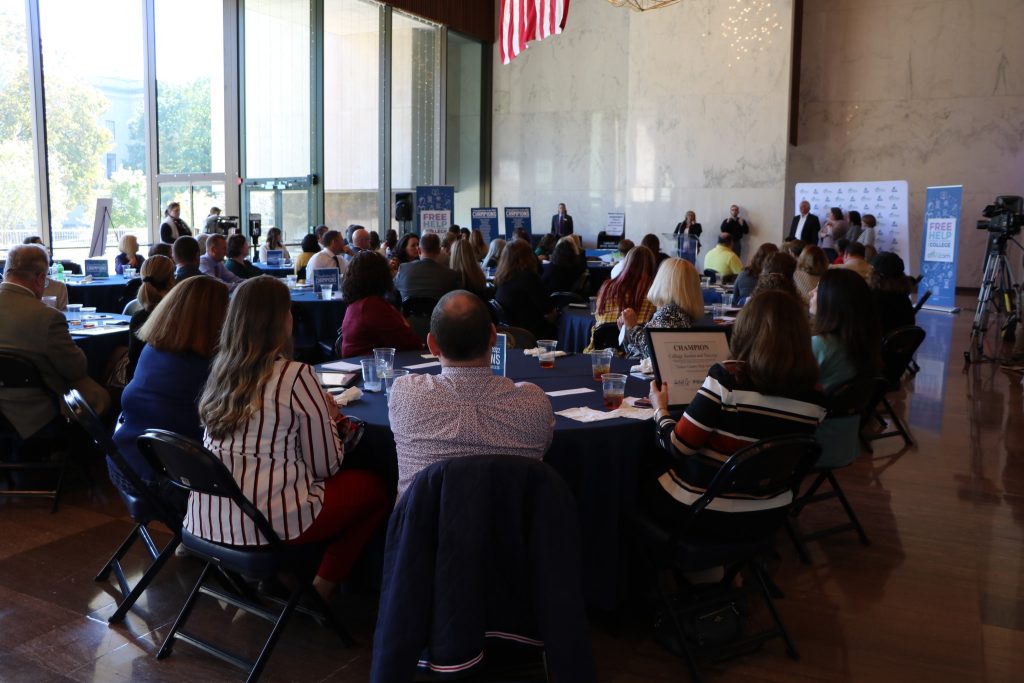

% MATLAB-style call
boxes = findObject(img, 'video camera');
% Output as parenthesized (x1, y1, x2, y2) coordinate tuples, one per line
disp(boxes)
(977, 195, 1023, 237)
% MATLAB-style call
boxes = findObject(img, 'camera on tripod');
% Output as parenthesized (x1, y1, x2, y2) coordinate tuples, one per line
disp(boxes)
(976, 195, 1023, 236)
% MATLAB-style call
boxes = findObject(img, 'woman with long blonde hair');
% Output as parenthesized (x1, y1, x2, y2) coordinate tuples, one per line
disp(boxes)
(196, 276, 388, 600)
(620, 258, 705, 359)
(449, 239, 488, 299)
(126, 254, 175, 378)
(115, 234, 145, 275)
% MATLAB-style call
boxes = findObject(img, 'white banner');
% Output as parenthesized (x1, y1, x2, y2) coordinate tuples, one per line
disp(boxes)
(795, 181, 910, 265)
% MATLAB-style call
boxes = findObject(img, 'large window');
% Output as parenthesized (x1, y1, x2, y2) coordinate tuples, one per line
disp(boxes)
(446, 30, 482, 227)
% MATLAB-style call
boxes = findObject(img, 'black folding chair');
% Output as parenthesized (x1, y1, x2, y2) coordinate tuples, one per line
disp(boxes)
(864, 326, 926, 449)
(0, 351, 68, 513)
(591, 322, 619, 351)
(549, 291, 585, 309)
(488, 299, 510, 325)
(61, 390, 182, 623)
(496, 324, 537, 350)
(401, 297, 439, 317)
(630, 435, 821, 682)
(137, 429, 352, 683)
(787, 377, 882, 564)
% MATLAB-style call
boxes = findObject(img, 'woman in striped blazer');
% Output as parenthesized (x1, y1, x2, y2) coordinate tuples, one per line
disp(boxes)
(647, 290, 827, 539)
(194, 276, 389, 600)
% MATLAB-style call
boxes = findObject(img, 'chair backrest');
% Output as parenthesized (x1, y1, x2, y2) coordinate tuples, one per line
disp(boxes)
(687, 434, 821, 521)
(116, 278, 143, 312)
(496, 324, 536, 350)
(137, 429, 283, 547)
(703, 269, 718, 284)
(913, 290, 932, 313)
(550, 291, 585, 308)
(402, 297, 439, 317)
(0, 352, 46, 389)
(825, 376, 885, 419)
(591, 322, 619, 351)
(60, 260, 82, 275)
(487, 299, 509, 325)
(880, 325, 926, 386)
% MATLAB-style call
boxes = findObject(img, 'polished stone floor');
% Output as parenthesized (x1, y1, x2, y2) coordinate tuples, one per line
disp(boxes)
(1, 295, 1022, 682)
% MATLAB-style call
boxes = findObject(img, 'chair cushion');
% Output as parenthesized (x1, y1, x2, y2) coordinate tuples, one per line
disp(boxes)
(181, 530, 323, 578)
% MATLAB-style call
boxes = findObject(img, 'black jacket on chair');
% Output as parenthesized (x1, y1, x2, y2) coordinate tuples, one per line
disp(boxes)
(370, 455, 596, 683)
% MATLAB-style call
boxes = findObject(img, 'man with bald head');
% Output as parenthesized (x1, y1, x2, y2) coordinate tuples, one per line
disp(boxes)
(787, 200, 821, 245)
(387, 290, 554, 498)
(0, 244, 110, 437)
(350, 227, 370, 254)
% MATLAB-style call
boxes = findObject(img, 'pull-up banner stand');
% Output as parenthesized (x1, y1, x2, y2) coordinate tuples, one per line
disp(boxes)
(919, 185, 963, 313)
(89, 198, 113, 258)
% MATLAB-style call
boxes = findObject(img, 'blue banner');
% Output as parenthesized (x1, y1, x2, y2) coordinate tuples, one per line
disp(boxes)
(919, 185, 963, 312)
(471, 208, 499, 243)
(311, 268, 340, 296)
(504, 207, 532, 240)
(415, 185, 454, 236)
(265, 249, 283, 266)
(84, 258, 109, 278)
(491, 333, 507, 376)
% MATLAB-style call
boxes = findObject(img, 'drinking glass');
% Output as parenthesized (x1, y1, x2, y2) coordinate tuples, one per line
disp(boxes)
(286, 275, 297, 289)
(602, 373, 627, 410)
(373, 347, 396, 373)
(360, 358, 382, 392)
(700, 276, 711, 289)
(65, 303, 83, 322)
(123, 267, 135, 279)
(536, 339, 558, 369)
(712, 303, 725, 320)
(320, 284, 333, 300)
(589, 349, 613, 381)
(383, 368, 410, 395)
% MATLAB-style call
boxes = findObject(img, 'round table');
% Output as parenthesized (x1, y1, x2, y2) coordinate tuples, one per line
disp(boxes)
(330, 350, 659, 611)
(66, 275, 133, 313)
(290, 288, 347, 347)
(557, 307, 594, 353)
(71, 313, 131, 380)
(253, 261, 294, 278)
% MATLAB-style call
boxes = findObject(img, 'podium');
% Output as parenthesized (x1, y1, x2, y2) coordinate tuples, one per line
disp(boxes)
(674, 234, 700, 264)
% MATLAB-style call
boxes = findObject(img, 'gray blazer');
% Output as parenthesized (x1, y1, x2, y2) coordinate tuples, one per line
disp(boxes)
(394, 258, 460, 302)
(0, 282, 89, 437)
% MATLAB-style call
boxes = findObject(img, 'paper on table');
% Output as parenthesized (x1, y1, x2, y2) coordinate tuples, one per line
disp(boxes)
(545, 387, 595, 397)
(331, 386, 362, 406)
(404, 360, 441, 370)
(420, 354, 437, 359)
(523, 348, 569, 357)
(322, 360, 362, 372)
(556, 397, 654, 423)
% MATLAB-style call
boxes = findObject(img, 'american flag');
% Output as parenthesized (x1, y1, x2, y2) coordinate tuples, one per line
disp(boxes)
(500, 0, 571, 65)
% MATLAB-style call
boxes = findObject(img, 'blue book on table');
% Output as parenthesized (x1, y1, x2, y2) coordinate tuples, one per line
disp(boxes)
(491, 333, 507, 376)
(311, 268, 340, 295)
(84, 259, 109, 278)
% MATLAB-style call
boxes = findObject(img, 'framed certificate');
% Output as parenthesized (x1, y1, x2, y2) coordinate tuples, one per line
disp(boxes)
(645, 327, 730, 409)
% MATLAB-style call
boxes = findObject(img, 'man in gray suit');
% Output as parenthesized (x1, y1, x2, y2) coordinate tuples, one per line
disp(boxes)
(0, 244, 110, 438)
(394, 233, 460, 303)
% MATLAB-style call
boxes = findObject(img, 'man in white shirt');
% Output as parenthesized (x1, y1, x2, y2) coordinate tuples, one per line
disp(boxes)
(388, 291, 555, 498)
(307, 230, 350, 277)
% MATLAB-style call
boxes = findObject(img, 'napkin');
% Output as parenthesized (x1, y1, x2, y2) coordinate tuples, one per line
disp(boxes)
(556, 397, 654, 423)
(630, 357, 654, 376)
(523, 348, 569, 357)
(332, 386, 363, 406)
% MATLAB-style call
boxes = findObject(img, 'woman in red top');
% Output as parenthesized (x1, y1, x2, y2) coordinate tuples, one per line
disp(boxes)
(338, 251, 423, 358)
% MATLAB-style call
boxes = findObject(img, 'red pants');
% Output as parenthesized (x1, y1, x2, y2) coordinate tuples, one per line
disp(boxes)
(285, 469, 389, 583)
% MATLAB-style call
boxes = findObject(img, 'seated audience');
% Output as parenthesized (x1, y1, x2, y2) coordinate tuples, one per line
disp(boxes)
(751, 251, 800, 300)
(542, 237, 587, 295)
(383, 229, 399, 258)
(810, 268, 881, 468)
(199, 234, 242, 287)
(641, 233, 670, 267)
(0, 244, 110, 437)
(512, 227, 531, 243)
(307, 230, 350, 278)
(172, 236, 202, 281)
(114, 234, 145, 275)
(388, 291, 555, 498)
(871, 252, 916, 334)
(621, 258, 705, 359)
(864, 244, 879, 262)
(731, 243, 778, 305)
(126, 255, 175, 379)
(394, 233, 460, 303)
(315, 224, 330, 246)
(782, 239, 804, 258)
(294, 233, 320, 282)
(835, 241, 873, 281)
(349, 227, 371, 255)
(534, 233, 558, 259)
(647, 290, 826, 537)
(794, 245, 829, 298)
(112, 276, 228, 512)
(449, 240, 489, 301)
(224, 234, 263, 279)
(702, 233, 744, 280)
(259, 227, 291, 263)
(196, 276, 389, 600)
(149, 242, 173, 260)
(482, 238, 505, 269)
(587, 245, 657, 350)
(339, 252, 422, 358)
(369, 231, 382, 254)
(390, 233, 421, 274)
(832, 238, 850, 265)
(469, 229, 488, 261)
(610, 239, 636, 279)
(494, 238, 558, 339)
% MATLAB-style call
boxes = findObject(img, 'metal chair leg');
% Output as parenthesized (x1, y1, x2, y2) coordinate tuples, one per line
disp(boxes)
(751, 562, 799, 661)
(827, 472, 870, 546)
(158, 563, 212, 659)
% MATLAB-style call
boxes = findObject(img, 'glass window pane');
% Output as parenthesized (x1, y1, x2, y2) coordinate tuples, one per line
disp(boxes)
(154, 0, 225, 174)
(39, 0, 148, 263)
(0, 0, 39, 258)
(391, 11, 437, 194)
(161, 183, 226, 232)
(446, 31, 482, 228)
(244, 0, 311, 179)
(324, 0, 379, 233)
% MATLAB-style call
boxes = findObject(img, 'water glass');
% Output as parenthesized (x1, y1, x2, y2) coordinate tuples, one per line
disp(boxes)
(65, 303, 83, 322)
(589, 349, 613, 381)
(320, 284, 333, 300)
(360, 358, 382, 392)
(711, 303, 725, 320)
(373, 347, 396, 373)
(601, 373, 627, 410)
(123, 267, 135, 279)
(536, 339, 558, 369)
(286, 275, 297, 289)
(383, 368, 410, 395)
(81, 307, 97, 315)
(700, 276, 711, 289)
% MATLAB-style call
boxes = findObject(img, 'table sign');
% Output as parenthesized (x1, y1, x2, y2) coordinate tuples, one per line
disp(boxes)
(491, 333, 507, 376)
(918, 185, 963, 313)
(471, 208, 500, 243)
(504, 207, 532, 240)
(311, 268, 340, 295)
(646, 328, 730, 409)
(84, 258, 109, 279)
(266, 249, 283, 266)
(416, 185, 455, 236)
(605, 212, 625, 237)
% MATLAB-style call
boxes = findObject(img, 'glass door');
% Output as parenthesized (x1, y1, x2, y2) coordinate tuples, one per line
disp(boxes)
(242, 177, 312, 250)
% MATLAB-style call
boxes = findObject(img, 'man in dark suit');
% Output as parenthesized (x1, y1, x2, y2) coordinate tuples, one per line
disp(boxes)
(0, 245, 110, 438)
(551, 203, 573, 237)
(395, 233, 460, 302)
(787, 200, 821, 245)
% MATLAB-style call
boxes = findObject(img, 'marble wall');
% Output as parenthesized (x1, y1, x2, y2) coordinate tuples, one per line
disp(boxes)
(786, 0, 1024, 287)
(491, 0, 796, 257)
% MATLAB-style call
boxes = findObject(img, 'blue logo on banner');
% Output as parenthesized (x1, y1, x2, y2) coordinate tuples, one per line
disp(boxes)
(504, 207, 532, 240)
(311, 268, 340, 295)
(471, 208, 500, 243)
(919, 185, 963, 311)
(84, 259, 109, 278)
(415, 186, 455, 235)
(491, 333, 507, 376)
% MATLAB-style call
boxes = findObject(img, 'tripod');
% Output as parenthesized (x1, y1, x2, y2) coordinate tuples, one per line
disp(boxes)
(967, 232, 1021, 363)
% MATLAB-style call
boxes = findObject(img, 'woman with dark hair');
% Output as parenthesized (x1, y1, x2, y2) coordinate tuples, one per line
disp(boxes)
(647, 290, 826, 536)
(794, 245, 829, 298)
(469, 229, 488, 261)
(846, 210, 863, 243)
(586, 245, 657, 351)
(494, 239, 557, 339)
(126, 255, 175, 378)
(810, 268, 881, 468)
(384, 229, 399, 257)
(259, 227, 291, 263)
(731, 243, 778, 305)
(542, 237, 587, 295)
(534, 233, 558, 259)
(390, 234, 421, 275)
(225, 234, 263, 279)
(294, 233, 321, 282)
(819, 207, 848, 255)
(870, 252, 915, 334)
(339, 251, 422, 357)
(857, 214, 878, 248)
(751, 251, 800, 300)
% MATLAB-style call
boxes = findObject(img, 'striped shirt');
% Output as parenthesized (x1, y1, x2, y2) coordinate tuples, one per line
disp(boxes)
(654, 361, 826, 513)
(185, 360, 343, 545)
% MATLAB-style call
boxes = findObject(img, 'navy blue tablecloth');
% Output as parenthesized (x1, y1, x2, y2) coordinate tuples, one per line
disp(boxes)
(253, 262, 294, 278)
(66, 275, 133, 313)
(291, 289, 347, 346)
(558, 307, 594, 353)
(72, 314, 131, 380)
(326, 350, 658, 610)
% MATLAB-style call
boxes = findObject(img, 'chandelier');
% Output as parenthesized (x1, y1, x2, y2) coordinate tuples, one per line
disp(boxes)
(607, 0, 681, 10)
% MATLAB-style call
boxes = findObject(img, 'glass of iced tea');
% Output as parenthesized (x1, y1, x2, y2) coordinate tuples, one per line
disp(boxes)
(602, 373, 627, 410)
(536, 339, 558, 369)
(589, 349, 613, 381)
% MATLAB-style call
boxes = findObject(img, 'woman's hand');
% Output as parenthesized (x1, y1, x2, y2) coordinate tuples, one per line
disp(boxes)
(324, 391, 341, 420)
(649, 380, 670, 413)
(620, 307, 638, 330)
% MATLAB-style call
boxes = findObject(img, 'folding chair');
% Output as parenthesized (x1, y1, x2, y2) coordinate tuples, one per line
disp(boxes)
(61, 390, 182, 623)
(496, 324, 537, 350)
(487, 299, 510, 325)
(137, 429, 352, 683)
(630, 435, 821, 682)
(549, 291, 585, 309)
(864, 326, 926, 449)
